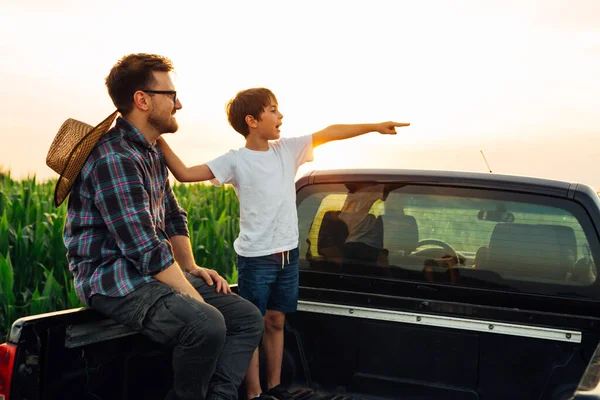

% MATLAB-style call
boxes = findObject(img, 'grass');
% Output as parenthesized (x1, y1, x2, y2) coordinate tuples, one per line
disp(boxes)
(0, 172, 240, 340)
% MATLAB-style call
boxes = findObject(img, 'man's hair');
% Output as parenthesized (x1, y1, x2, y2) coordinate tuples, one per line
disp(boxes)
(105, 53, 174, 115)
(226, 88, 277, 137)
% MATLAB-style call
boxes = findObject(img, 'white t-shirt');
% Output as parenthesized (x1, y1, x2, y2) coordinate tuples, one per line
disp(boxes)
(206, 135, 313, 257)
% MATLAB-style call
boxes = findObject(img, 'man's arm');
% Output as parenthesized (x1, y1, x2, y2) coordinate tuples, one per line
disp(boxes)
(156, 137, 215, 182)
(312, 121, 410, 148)
(91, 155, 203, 301)
(169, 235, 231, 294)
(154, 262, 205, 302)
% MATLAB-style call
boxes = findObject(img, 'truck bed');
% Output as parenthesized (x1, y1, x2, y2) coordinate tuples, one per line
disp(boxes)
(7, 289, 596, 400)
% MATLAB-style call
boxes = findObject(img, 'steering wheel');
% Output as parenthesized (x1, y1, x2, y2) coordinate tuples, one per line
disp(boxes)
(413, 239, 460, 265)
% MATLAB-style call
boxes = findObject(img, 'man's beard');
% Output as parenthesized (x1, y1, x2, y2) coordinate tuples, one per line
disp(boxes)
(149, 110, 178, 134)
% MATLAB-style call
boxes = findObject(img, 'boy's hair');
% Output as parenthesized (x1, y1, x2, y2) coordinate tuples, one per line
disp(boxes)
(226, 88, 278, 137)
(105, 53, 174, 115)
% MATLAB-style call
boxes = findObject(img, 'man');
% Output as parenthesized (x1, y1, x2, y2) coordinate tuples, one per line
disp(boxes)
(59, 53, 263, 400)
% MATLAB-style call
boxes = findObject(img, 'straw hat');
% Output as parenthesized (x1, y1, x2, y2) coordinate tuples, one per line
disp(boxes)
(46, 111, 119, 207)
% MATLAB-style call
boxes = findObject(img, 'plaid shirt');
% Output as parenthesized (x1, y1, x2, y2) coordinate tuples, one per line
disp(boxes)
(64, 117, 189, 305)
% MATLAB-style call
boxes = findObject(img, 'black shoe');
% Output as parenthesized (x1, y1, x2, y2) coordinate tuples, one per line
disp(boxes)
(264, 385, 294, 400)
(248, 393, 277, 400)
(251, 394, 275, 400)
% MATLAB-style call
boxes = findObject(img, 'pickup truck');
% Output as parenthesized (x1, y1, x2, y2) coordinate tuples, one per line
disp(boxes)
(3, 168, 600, 400)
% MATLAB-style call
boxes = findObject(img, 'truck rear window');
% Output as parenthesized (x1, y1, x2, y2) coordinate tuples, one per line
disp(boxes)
(297, 183, 600, 298)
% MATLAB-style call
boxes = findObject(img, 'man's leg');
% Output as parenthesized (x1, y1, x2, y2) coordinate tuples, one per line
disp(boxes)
(186, 272, 264, 400)
(90, 281, 227, 400)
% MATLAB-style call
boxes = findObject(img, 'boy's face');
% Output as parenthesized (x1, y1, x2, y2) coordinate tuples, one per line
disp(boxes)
(252, 100, 283, 140)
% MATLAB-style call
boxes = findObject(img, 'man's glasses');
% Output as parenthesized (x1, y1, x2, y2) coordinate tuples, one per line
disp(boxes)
(141, 90, 177, 105)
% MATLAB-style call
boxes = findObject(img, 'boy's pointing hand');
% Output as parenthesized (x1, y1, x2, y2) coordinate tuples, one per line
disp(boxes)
(376, 121, 410, 135)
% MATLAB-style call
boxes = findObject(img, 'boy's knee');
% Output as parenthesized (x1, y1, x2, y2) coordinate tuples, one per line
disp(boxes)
(264, 312, 285, 332)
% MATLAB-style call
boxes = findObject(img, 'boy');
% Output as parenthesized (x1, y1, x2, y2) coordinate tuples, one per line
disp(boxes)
(157, 88, 409, 399)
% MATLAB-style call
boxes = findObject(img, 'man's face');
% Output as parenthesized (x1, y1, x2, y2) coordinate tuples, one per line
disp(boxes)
(147, 71, 182, 134)
(254, 100, 283, 140)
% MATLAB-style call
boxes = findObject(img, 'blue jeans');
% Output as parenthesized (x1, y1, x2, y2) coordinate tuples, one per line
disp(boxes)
(237, 248, 300, 316)
(90, 272, 263, 400)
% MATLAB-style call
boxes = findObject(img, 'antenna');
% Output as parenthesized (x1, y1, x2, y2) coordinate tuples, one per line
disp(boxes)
(480, 150, 492, 173)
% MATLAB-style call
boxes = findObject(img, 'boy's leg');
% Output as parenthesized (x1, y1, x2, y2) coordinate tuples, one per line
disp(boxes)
(236, 254, 277, 398)
(262, 248, 299, 399)
(245, 348, 262, 398)
(185, 272, 264, 400)
(263, 310, 286, 389)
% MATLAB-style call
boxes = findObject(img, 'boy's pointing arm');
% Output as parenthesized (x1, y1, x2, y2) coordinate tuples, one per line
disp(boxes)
(311, 121, 410, 148)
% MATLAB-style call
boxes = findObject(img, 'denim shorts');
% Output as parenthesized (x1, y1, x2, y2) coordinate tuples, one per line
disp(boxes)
(237, 247, 299, 316)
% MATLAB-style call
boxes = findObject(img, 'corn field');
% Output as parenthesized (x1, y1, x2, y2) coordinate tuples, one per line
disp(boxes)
(0, 172, 240, 340)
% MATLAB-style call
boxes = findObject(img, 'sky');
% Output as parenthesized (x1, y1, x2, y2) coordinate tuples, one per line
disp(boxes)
(1, 0, 599, 188)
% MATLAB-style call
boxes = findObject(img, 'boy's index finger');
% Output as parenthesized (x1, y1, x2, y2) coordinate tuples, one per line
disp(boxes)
(395, 122, 410, 127)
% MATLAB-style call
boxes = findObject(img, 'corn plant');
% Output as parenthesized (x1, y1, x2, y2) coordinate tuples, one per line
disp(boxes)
(1, 173, 241, 340)
(174, 182, 240, 279)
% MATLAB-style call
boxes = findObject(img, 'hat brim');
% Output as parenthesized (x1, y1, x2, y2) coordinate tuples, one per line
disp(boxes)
(52, 111, 119, 207)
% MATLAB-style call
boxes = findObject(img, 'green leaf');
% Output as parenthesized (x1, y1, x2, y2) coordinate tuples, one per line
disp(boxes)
(30, 288, 46, 316)
(0, 254, 15, 307)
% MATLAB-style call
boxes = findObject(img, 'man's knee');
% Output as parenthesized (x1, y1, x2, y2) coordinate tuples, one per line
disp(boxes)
(182, 307, 226, 351)
(236, 298, 264, 339)
(248, 302, 265, 334)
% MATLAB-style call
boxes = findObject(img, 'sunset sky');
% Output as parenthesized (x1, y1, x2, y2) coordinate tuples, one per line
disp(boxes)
(1, 0, 599, 188)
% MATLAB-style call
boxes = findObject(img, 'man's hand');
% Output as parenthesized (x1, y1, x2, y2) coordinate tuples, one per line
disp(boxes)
(376, 121, 410, 135)
(190, 267, 232, 294)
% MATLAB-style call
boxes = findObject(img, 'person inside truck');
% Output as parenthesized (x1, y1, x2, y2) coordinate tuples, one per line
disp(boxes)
(338, 182, 389, 266)
(156, 87, 410, 400)
(51, 53, 265, 400)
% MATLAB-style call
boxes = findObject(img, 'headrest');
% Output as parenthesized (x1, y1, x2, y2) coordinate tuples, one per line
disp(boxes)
(383, 214, 419, 254)
(485, 223, 576, 280)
